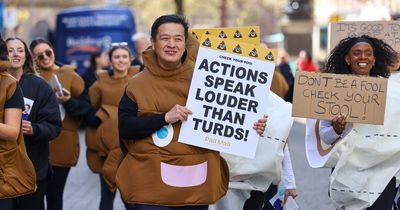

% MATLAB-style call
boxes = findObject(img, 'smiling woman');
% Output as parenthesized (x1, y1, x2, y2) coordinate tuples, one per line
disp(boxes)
(5, 37, 62, 210)
(29, 37, 95, 210)
(0, 35, 36, 210)
(319, 35, 398, 210)
(85, 44, 139, 210)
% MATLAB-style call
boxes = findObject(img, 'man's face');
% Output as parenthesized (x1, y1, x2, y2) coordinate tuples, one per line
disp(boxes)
(152, 23, 186, 69)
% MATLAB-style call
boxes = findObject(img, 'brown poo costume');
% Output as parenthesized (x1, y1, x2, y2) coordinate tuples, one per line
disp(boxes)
(116, 35, 229, 206)
(40, 65, 84, 167)
(0, 61, 36, 198)
(86, 67, 139, 192)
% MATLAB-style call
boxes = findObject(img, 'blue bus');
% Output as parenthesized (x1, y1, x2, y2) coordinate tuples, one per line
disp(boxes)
(55, 6, 136, 75)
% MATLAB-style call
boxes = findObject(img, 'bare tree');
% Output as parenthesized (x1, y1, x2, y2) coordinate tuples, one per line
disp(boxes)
(175, 0, 184, 15)
(220, 0, 228, 27)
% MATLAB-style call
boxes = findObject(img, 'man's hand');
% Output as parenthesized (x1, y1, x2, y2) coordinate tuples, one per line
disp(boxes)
(165, 104, 193, 124)
(253, 115, 268, 135)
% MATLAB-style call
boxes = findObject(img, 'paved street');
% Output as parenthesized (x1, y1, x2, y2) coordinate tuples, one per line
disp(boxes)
(63, 119, 336, 210)
(63, 132, 125, 210)
(288, 119, 336, 210)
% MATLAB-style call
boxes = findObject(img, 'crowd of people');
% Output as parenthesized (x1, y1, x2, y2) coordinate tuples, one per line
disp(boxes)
(0, 13, 399, 210)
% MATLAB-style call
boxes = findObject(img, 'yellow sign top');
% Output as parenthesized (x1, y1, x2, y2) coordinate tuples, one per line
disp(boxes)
(199, 35, 278, 64)
(190, 26, 260, 45)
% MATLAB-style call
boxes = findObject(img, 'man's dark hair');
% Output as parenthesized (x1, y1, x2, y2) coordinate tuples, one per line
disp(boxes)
(151, 14, 189, 40)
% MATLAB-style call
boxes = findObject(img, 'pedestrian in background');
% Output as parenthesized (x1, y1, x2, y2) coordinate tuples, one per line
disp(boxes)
(131, 32, 150, 70)
(82, 51, 109, 90)
(6, 37, 62, 210)
(296, 49, 319, 72)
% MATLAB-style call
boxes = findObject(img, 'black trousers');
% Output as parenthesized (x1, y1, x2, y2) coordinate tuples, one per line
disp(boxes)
(243, 184, 278, 210)
(0, 198, 14, 210)
(46, 166, 71, 210)
(133, 204, 208, 210)
(15, 179, 47, 210)
(99, 174, 116, 210)
(0, 180, 47, 210)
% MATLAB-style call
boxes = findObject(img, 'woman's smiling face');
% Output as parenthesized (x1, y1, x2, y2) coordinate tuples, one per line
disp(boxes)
(345, 42, 376, 76)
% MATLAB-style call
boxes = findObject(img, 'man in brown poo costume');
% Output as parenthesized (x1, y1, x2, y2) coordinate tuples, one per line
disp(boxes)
(117, 14, 267, 210)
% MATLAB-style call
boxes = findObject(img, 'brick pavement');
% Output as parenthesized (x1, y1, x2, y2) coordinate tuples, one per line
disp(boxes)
(63, 131, 125, 210)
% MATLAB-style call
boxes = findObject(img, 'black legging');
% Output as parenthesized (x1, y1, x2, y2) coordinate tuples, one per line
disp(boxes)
(99, 174, 116, 210)
(15, 179, 47, 210)
(367, 177, 396, 210)
(0, 198, 14, 210)
(243, 184, 278, 210)
(134, 204, 208, 210)
(46, 166, 71, 210)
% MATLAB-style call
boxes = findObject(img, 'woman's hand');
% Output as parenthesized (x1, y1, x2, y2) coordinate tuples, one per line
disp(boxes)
(22, 120, 34, 135)
(253, 115, 268, 135)
(283, 188, 298, 206)
(165, 104, 193, 124)
(55, 90, 71, 104)
(332, 114, 347, 134)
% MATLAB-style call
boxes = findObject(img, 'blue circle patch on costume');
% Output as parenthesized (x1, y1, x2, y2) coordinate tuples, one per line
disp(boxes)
(152, 124, 174, 147)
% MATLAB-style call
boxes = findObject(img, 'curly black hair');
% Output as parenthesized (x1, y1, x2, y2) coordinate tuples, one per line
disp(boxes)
(323, 35, 397, 78)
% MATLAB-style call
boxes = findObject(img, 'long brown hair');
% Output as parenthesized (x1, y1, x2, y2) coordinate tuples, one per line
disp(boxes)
(6, 37, 37, 75)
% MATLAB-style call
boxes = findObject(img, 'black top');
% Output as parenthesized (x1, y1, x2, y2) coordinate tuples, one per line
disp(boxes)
(131, 57, 145, 71)
(118, 92, 166, 140)
(5, 83, 24, 109)
(118, 92, 166, 154)
(278, 63, 294, 86)
(19, 74, 62, 181)
(62, 86, 99, 128)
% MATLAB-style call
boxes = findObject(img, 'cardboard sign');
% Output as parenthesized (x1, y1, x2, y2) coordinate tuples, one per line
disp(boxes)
(178, 35, 277, 158)
(292, 71, 387, 125)
(329, 20, 400, 52)
(190, 26, 260, 45)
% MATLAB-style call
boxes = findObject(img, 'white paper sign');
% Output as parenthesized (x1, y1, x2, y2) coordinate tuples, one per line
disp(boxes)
(179, 35, 277, 158)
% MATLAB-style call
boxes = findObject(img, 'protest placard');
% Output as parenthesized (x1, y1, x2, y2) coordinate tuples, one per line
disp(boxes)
(329, 20, 400, 52)
(178, 35, 277, 158)
(190, 26, 260, 45)
(292, 71, 387, 125)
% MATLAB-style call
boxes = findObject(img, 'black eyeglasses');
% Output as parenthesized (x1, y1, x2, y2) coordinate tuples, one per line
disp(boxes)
(111, 42, 128, 47)
(36, 49, 53, 60)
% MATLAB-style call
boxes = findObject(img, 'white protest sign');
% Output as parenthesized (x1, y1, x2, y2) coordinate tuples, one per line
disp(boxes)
(179, 35, 277, 159)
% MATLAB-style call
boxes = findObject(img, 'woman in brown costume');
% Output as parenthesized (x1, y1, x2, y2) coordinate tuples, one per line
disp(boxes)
(87, 44, 139, 210)
(0, 35, 35, 209)
(30, 38, 94, 210)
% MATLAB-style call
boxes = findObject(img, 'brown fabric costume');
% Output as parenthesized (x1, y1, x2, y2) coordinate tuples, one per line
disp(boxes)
(0, 61, 36, 198)
(270, 68, 289, 99)
(87, 68, 139, 191)
(116, 35, 229, 206)
(40, 65, 84, 167)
